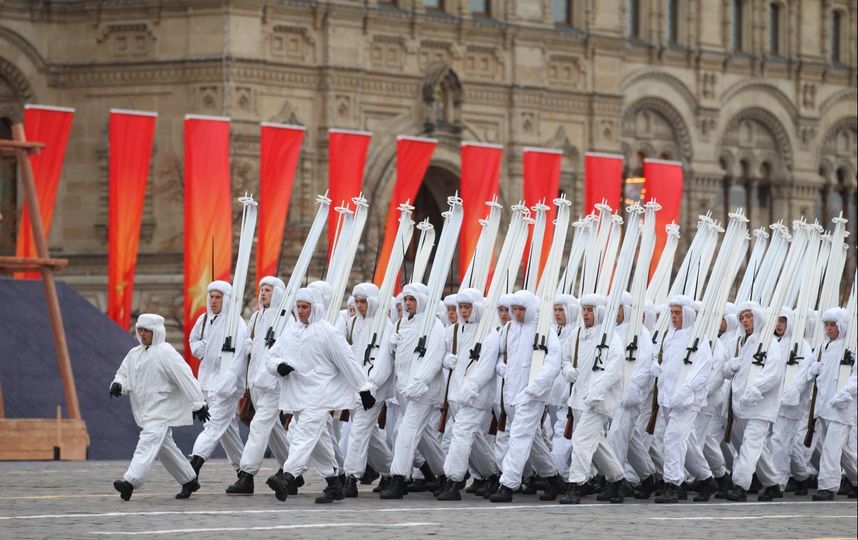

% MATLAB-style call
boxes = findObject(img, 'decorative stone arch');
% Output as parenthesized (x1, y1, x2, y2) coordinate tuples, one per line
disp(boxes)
(0, 57, 35, 120)
(720, 107, 793, 173)
(719, 81, 800, 122)
(816, 116, 857, 245)
(818, 116, 857, 186)
(421, 63, 463, 134)
(620, 70, 698, 118)
(621, 96, 693, 166)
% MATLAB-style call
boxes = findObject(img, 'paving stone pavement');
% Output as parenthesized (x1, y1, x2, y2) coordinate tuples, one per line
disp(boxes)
(0, 460, 855, 540)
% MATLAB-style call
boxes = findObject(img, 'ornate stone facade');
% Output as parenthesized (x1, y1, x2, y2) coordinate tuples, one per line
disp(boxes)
(0, 0, 855, 342)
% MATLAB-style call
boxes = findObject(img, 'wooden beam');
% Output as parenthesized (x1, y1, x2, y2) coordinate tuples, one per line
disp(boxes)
(11, 122, 82, 421)
(0, 256, 69, 272)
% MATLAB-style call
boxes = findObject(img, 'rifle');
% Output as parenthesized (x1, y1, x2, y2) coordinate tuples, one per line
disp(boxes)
(497, 322, 510, 432)
(377, 403, 387, 430)
(645, 340, 665, 435)
(563, 327, 582, 439)
(804, 347, 825, 447)
(488, 410, 498, 435)
(438, 323, 459, 432)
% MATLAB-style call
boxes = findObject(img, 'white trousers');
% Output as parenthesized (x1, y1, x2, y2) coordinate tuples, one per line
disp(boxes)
(281, 408, 338, 479)
(768, 415, 812, 488)
(608, 403, 656, 483)
(567, 409, 624, 484)
(124, 425, 196, 488)
(551, 409, 574, 474)
(662, 406, 712, 485)
(443, 405, 499, 481)
(343, 401, 393, 477)
(390, 400, 445, 477)
(192, 390, 244, 469)
(694, 412, 727, 479)
(817, 419, 858, 492)
(493, 405, 510, 470)
(239, 387, 290, 475)
(731, 417, 779, 490)
(499, 401, 557, 489)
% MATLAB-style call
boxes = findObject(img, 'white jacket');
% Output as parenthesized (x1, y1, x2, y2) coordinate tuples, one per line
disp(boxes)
(348, 283, 395, 402)
(112, 314, 206, 428)
(616, 322, 654, 409)
(813, 333, 856, 426)
(458, 329, 500, 410)
(501, 290, 539, 407)
(246, 278, 286, 392)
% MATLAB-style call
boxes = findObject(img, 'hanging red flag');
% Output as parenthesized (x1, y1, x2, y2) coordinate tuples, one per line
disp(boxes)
(107, 109, 157, 330)
(15, 104, 75, 280)
(373, 136, 437, 286)
(584, 152, 623, 214)
(523, 147, 563, 280)
(255, 123, 305, 285)
(459, 142, 502, 279)
(643, 158, 684, 276)
(327, 129, 371, 255)
(183, 115, 233, 373)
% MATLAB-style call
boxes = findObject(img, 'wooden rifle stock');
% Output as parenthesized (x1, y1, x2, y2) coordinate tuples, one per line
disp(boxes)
(377, 403, 387, 429)
(645, 382, 659, 434)
(804, 382, 818, 447)
(488, 410, 498, 435)
(339, 410, 350, 422)
(563, 406, 574, 439)
(438, 323, 458, 432)
(282, 413, 293, 431)
(723, 387, 734, 443)
(497, 407, 507, 432)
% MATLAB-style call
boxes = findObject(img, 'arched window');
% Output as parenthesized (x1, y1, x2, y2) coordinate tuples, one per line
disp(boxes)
(628, 0, 641, 38)
(667, 0, 680, 44)
(768, 3, 781, 56)
(732, 0, 745, 52)
(756, 162, 772, 225)
(831, 10, 844, 63)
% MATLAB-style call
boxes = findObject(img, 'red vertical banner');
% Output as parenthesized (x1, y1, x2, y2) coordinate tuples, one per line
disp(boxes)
(373, 136, 437, 285)
(584, 152, 623, 214)
(107, 109, 157, 329)
(183, 115, 233, 372)
(327, 129, 372, 255)
(523, 147, 563, 279)
(459, 142, 502, 278)
(15, 104, 75, 279)
(256, 123, 305, 284)
(643, 158, 684, 275)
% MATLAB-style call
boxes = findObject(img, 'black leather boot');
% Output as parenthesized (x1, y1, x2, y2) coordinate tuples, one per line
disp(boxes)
(315, 476, 345, 503)
(432, 474, 448, 497)
(609, 480, 626, 503)
(757, 484, 782, 502)
(479, 475, 500, 498)
(693, 477, 718, 502)
(113, 480, 133, 501)
(714, 473, 732, 499)
(189, 455, 205, 477)
(634, 474, 656, 499)
(379, 475, 407, 499)
(596, 479, 618, 502)
(266, 471, 295, 502)
(465, 477, 484, 494)
(726, 485, 747, 502)
(539, 474, 565, 501)
(812, 489, 835, 501)
(655, 483, 680, 504)
(361, 465, 379, 485)
(373, 475, 389, 494)
(489, 484, 514, 503)
(225, 471, 254, 495)
(558, 483, 581, 505)
(176, 479, 200, 499)
(436, 479, 462, 501)
(343, 475, 359, 498)
(793, 478, 809, 496)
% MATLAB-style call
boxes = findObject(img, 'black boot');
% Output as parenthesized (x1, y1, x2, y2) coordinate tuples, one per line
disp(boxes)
(539, 475, 565, 501)
(757, 484, 782, 502)
(432, 475, 448, 497)
(596, 479, 618, 502)
(379, 475, 407, 499)
(693, 477, 718, 502)
(748, 474, 761, 494)
(479, 475, 500, 498)
(838, 477, 851, 495)
(489, 484, 514, 503)
(361, 465, 379, 485)
(725, 485, 747, 502)
(807, 476, 818, 489)
(558, 483, 581, 505)
(609, 480, 627, 503)
(373, 475, 389, 494)
(521, 475, 538, 495)
(288, 474, 304, 495)
(812, 489, 835, 501)
(784, 477, 797, 492)
(714, 473, 732, 499)
(315, 476, 345, 504)
(655, 483, 680, 504)
(189, 455, 205, 477)
(343, 475, 359, 498)
(113, 480, 133, 501)
(465, 477, 484, 494)
(225, 471, 254, 495)
(176, 479, 200, 499)
(794, 478, 809, 496)
(849, 487, 857, 499)
(417, 463, 439, 494)
(436, 479, 462, 501)
(634, 474, 656, 499)
(266, 471, 295, 502)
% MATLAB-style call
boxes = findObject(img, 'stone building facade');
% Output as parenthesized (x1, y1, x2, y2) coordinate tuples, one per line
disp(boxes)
(0, 0, 855, 339)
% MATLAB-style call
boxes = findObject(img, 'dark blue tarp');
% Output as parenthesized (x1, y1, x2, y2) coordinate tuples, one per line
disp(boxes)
(0, 278, 235, 460)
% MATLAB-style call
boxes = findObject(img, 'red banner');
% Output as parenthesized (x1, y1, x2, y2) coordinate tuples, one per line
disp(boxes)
(643, 158, 684, 275)
(459, 142, 502, 278)
(523, 147, 563, 280)
(373, 136, 437, 286)
(15, 105, 74, 279)
(107, 110, 157, 330)
(183, 115, 233, 372)
(256, 123, 305, 284)
(584, 152, 623, 215)
(327, 129, 371, 255)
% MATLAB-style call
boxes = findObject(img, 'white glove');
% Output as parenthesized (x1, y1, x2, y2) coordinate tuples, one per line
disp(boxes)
(496, 362, 508, 378)
(403, 380, 429, 400)
(808, 362, 822, 377)
(390, 332, 402, 350)
(359, 381, 377, 396)
(563, 366, 578, 384)
(650, 362, 662, 379)
(443, 353, 459, 370)
(623, 384, 645, 408)
(524, 382, 541, 396)
(740, 385, 764, 407)
(782, 387, 800, 407)
(458, 384, 479, 406)
(728, 357, 742, 373)
(829, 393, 853, 409)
